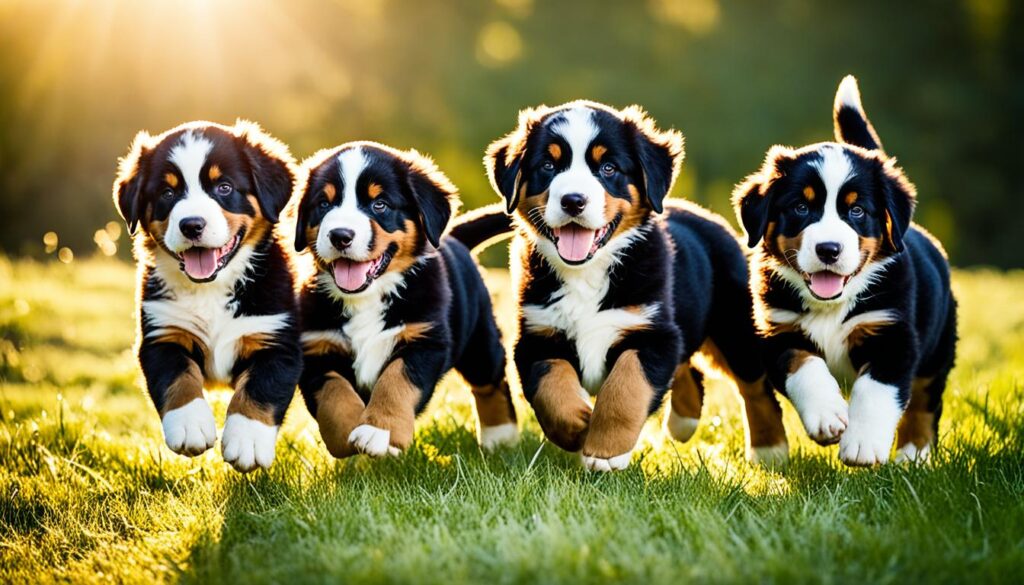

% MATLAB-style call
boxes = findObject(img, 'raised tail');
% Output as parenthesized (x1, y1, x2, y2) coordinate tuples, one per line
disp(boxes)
(833, 75, 884, 152)
(447, 202, 514, 253)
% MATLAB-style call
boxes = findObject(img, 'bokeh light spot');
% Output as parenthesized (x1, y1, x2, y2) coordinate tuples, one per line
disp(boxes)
(477, 21, 522, 67)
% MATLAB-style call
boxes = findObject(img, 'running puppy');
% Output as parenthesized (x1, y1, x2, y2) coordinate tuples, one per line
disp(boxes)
(733, 76, 957, 465)
(113, 120, 301, 472)
(470, 101, 788, 471)
(293, 142, 518, 458)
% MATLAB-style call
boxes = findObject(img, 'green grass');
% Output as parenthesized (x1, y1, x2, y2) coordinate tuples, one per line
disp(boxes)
(1, 255, 1023, 584)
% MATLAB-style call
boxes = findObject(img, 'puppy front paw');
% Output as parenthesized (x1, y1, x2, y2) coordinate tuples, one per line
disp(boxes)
(839, 424, 892, 466)
(799, 394, 849, 446)
(161, 398, 217, 456)
(581, 450, 633, 472)
(221, 414, 279, 472)
(349, 424, 402, 458)
(479, 423, 520, 451)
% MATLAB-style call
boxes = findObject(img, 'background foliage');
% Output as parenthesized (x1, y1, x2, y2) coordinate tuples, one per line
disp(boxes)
(0, 0, 1020, 266)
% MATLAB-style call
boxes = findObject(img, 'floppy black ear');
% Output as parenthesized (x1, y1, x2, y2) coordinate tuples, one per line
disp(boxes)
(622, 105, 685, 214)
(732, 146, 794, 248)
(112, 131, 152, 236)
(293, 172, 314, 252)
(407, 151, 459, 249)
(484, 135, 525, 213)
(878, 159, 916, 253)
(236, 120, 296, 224)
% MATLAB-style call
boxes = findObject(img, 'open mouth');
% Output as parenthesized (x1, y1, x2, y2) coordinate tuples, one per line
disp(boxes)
(331, 251, 392, 293)
(551, 216, 619, 265)
(804, 270, 851, 300)
(178, 233, 242, 283)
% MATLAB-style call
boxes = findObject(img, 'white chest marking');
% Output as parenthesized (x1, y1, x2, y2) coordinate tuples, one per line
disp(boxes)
(341, 292, 403, 389)
(520, 236, 657, 393)
(143, 268, 289, 385)
(770, 306, 894, 385)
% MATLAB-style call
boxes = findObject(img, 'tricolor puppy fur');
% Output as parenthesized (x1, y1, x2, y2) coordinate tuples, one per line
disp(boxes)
(113, 121, 302, 473)
(465, 100, 788, 471)
(733, 76, 957, 466)
(293, 142, 518, 458)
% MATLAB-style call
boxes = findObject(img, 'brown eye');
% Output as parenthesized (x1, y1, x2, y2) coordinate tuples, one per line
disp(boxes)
(600, 162, 617, 177)
(214, 182, 233, 197)
(372, 200, 389, 213)
(794, 203, 809, 216)
(161, 188, 174, 200)
(849, 205, 865, 219)
(542, 160, 555, 172)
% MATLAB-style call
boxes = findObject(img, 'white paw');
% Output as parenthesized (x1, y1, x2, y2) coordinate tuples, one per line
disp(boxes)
(581, 450, 633, 472)
(162, 398, 217, 456)
(750, 442, 790, 467)
(221, 414, 279, 473)
(839, 425, 892, 466)
(894, 442, 931, 465)
(479, 423, 520, 451)
(665, 410, 699, 443)
(348, 424, 401, 457)
(786, 357, 848, 445)
(839, 374, 903, 467)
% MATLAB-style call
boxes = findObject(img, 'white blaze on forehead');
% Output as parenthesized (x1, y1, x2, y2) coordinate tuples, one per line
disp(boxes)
(316, 147, 374, 262)
(164, 130, 231, 252)
(796, 144, 861, 279)
(545, 107, 606, 230)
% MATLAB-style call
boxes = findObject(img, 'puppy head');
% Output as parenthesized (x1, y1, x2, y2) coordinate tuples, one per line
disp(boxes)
(733, 143, 915, 301)
(113, 120, 296, 283)
(484, 100, 684, 267)
(293, 142, 459, 295)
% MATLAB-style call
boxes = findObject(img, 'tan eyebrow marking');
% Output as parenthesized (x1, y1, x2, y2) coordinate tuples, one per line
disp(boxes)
(164, 173, 179, 188)
(547, 143, 562, 161)
(845, 191, 859, 206)
(802, 186, 816, 201)
(368, 182, 383, 199)
(208, 164, 222, 181)
(592, 145, 608, 162)
(323, 183, 337, 203)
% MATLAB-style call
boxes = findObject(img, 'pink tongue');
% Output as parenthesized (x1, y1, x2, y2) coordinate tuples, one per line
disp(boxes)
(182, 248, 219, 280)
(333, 259, 373, 292)
(555, 224, 597, 262)
(809, 272, 845, 299)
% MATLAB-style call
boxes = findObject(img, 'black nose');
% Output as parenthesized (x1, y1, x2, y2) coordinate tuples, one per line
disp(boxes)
(560, 193, 587, 217)
(329, 228, 355, 250)
(816, 242, 842, 264)
(179, 217, 206, 240)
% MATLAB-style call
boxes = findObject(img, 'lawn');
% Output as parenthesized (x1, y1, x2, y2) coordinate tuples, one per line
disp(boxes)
(1, 255, 1022, 583)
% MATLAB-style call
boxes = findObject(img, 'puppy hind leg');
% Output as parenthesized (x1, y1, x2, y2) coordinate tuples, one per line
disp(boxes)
(664, 363, 704, 443)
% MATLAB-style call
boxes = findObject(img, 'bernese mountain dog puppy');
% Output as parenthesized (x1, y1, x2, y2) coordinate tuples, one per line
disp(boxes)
(292, 142, 518, 458)
(732, 76, 957, 466)
(465, 101, 789, 471)
(112, 121, 301, 473)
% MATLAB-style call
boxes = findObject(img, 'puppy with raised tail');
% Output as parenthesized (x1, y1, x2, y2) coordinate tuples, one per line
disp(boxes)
(293, 142, 518, 458)
(733, 76, 957, 466)
(113, 120, 301, 473)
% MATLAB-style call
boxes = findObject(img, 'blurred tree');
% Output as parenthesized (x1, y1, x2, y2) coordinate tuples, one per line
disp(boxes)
(0, 0, 1019, 266)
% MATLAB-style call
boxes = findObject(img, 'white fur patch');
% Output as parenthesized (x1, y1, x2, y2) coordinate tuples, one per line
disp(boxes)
(785, 356, 848, 444)
(143, 282, 290, 385)
(349, 424, 401, 457)
(839, 374, 902, 466)
(338, 289, 402, 389)
(221, 413, 279, 472)
(479, 423, 520, 450)
(665, 410, 699, 443)
(316, 147, 374, 263)
(750, 442, 790, 467)
(582, 449, 633, 472)
(835, 75, 864, 113)
(796, 145, 860, 277)
(165, 131, 232, 252)
(546, 107, 606, 230)
(161, 397, 217, 456)
(895, 442, 931, 465)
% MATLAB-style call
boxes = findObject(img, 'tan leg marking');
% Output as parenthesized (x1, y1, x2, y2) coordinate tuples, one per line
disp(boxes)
(316, 373, 366, 458)
(582, 350, 653, 459)
(897, 377, 936, 450)
(358, 359, 420, 451)
(697, 340, 787, 450)
(472, 379, 518, 427)
(227, 370, 276, 426)
(669, 364, 703, 420)
(161, 360, 204, 416)
(531, 359, 591, 452)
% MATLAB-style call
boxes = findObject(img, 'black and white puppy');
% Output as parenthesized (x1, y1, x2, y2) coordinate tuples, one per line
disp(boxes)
(293, 142, 518, 458)
(733, 76, 957, 465)
(470, 101, 788, 471)
(113, 121, 301, 472)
